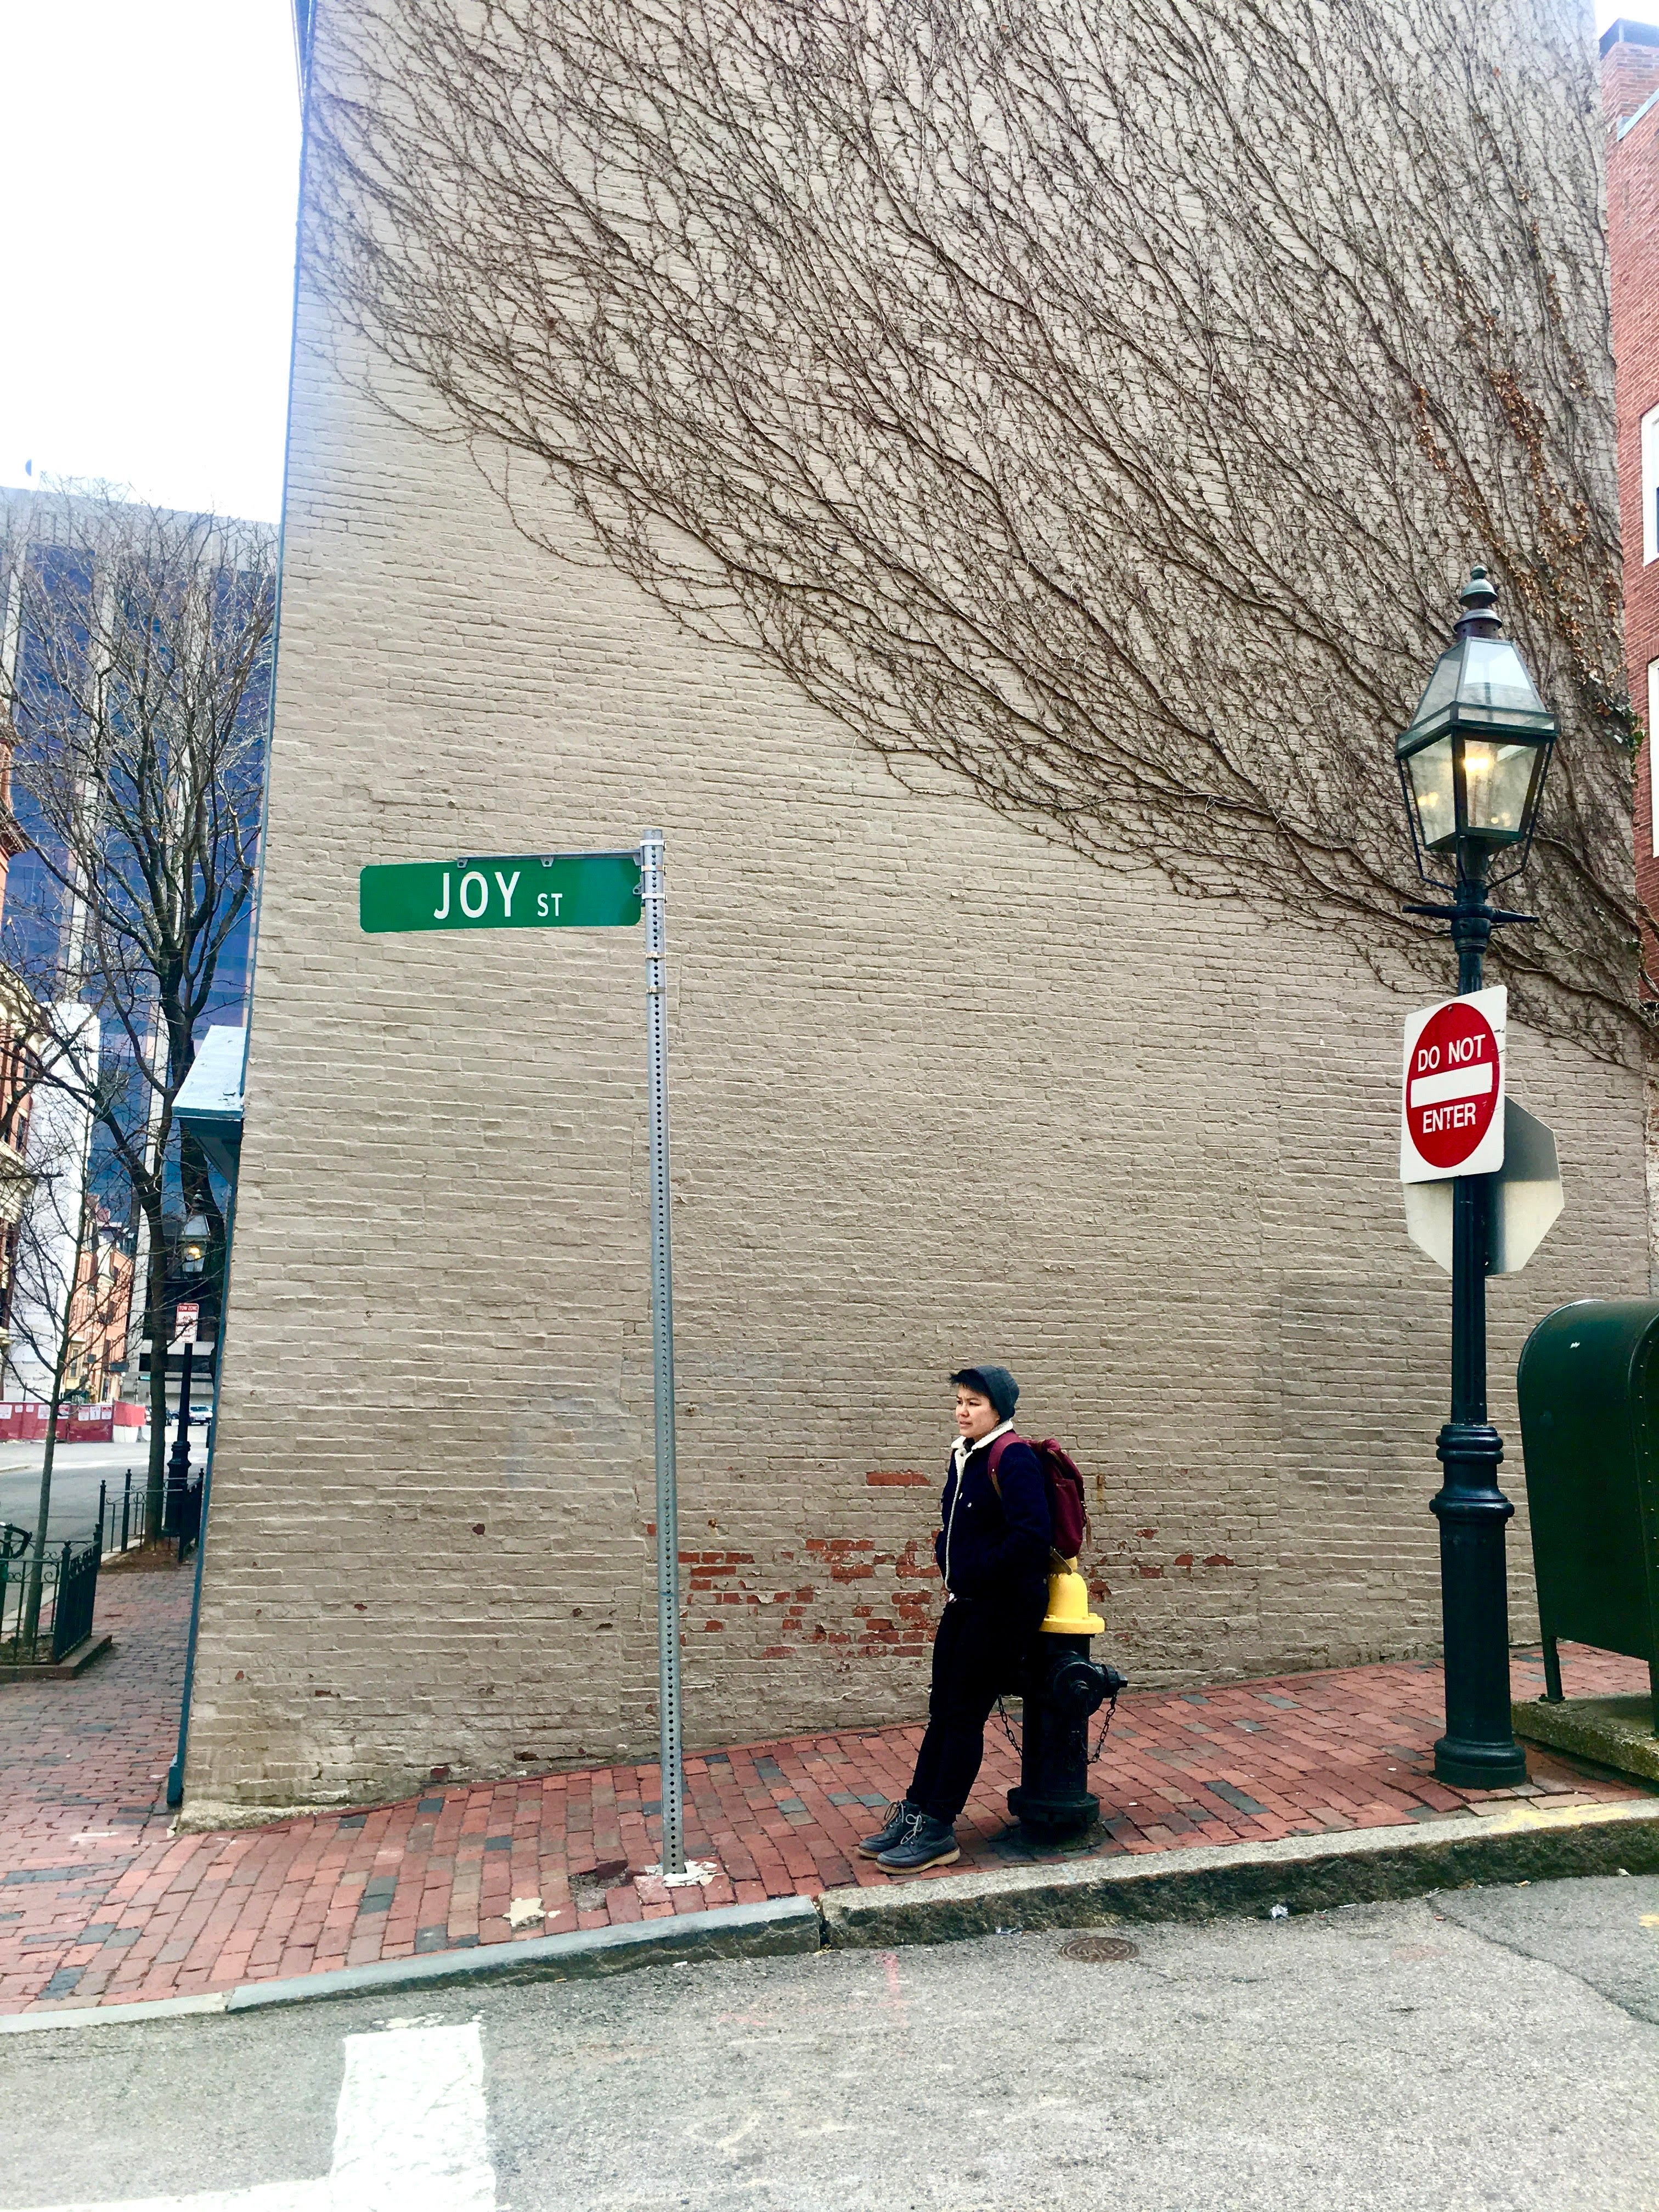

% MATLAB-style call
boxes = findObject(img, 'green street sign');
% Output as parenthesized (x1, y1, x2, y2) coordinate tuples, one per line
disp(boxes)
(359, 851, 642, 934)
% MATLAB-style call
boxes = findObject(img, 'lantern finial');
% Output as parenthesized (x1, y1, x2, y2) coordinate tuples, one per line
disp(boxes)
(1454, 566, 1500, 639)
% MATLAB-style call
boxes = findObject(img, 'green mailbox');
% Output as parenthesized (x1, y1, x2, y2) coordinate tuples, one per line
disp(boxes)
(1515, 1299, 1659, 1727)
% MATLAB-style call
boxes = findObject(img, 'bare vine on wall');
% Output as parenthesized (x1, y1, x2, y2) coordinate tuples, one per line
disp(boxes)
(311, 0, 1641, 1059)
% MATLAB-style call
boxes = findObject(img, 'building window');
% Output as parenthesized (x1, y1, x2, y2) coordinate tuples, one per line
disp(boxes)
(1650, 661, 1659, 854)
(1645, 407, 1659, 564)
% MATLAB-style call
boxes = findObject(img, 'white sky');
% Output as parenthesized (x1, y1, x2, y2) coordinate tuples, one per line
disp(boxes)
(0, 2, 1635, 529)
(1, 2, 300, 524)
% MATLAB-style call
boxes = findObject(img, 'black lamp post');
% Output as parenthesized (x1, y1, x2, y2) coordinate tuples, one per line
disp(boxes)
(164, 1211, 210, 1539)
(1397, 567, 1557, 1790)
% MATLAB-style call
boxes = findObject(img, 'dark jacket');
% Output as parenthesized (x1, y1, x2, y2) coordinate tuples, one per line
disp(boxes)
(934, 1430, 1052, 1626)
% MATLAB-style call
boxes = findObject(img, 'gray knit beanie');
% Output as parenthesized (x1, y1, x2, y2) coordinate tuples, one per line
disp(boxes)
(949, 1364, 1019, 1424)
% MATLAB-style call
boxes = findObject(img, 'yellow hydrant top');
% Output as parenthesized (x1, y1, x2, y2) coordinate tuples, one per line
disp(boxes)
(1039, 1560, 1105, 1636)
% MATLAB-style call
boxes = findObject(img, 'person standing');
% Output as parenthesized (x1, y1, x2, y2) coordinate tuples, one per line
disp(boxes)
(862, 1364, 1051, 1872)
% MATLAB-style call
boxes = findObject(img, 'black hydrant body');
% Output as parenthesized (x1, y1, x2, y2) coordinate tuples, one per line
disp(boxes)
(1007, 1570, 1124, 1838)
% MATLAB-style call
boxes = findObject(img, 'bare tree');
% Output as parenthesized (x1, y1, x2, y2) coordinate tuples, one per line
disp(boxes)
(4, 1013, 112, 1640)
(310, 0, 1639, 1057)
(0, 486, 275, 1536)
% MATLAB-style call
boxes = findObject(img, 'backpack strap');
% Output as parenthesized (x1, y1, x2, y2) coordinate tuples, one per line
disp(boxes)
(984, 1430, 1022, 1497)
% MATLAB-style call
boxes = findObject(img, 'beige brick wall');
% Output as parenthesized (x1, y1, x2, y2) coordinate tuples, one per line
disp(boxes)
(180, 276, 1648, 1819)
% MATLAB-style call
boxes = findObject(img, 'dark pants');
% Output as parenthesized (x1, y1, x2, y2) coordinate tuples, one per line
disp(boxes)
(908, 1596, 1029, 1825)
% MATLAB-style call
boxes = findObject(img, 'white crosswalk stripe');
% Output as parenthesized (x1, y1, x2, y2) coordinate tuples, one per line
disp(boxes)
(16, 2025, 498, 2212)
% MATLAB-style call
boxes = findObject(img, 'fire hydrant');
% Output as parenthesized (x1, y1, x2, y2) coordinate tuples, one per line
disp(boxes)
(1007, 1561, 1125, 1839)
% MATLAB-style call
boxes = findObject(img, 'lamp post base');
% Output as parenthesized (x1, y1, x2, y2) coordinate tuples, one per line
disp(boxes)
(1432, 1418, 1527, 1791)
(1432, 1732, 1528, 1790)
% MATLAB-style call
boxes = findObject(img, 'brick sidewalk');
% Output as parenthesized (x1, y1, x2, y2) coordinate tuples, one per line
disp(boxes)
(2, 1572, 1651, 2013)
(1, 1562, 193, 2008)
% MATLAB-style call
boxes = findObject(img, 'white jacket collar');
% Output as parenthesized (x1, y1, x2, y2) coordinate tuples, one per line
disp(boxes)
(952, 1416, 1014, 1471)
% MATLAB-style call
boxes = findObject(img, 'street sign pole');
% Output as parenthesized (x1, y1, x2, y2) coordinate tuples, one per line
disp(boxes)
(1401, 862, 1528, 1791)
(356, 837, 684, 1871)
(641, 830, 685, 1875)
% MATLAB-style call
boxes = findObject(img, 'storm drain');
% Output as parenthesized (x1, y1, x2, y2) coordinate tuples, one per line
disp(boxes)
(1057, 1934, 1139, 1963)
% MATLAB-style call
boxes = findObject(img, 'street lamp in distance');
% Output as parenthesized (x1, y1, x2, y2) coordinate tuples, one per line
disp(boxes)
(1396, 566, 1556, 1791)
(178, 1212, 210, 1279)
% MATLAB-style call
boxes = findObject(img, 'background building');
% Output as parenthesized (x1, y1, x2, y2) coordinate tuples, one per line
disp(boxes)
(1605, 25, 1659, 1014)
(0, 498, 265, 1037)
(0, 584, 45, 1374)
(4, 1006, 100, 1406)
(64, 1212, 134, 1403)
(0, 485, 268, 1418)
(182, 0, 1649, 1822)
(0, 979, 37, 1370)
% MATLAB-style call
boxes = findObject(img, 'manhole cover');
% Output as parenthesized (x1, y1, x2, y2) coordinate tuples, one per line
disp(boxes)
(1058, 1934, 1138, 1963)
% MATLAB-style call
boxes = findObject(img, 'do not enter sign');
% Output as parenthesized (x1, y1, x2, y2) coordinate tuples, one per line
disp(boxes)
(1400, 986, 1507, 1183)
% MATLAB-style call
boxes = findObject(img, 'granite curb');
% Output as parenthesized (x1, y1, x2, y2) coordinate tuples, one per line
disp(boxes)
(224, 1894, 825, 2011)
(820, 1795, 1659, 1946)
(0, 1633, 112, 1683)
(6, 1795, 1657, 2033)
(1513, 1695, 1659, 1785)
(0, 1896, 822, 2032)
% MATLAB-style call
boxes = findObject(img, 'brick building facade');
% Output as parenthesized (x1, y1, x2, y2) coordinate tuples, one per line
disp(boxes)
(1605, 21, 1659, 986)
(179, 2, 1651, 1822)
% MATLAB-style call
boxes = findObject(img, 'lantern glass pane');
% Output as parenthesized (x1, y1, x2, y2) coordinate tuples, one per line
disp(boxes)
(1406, 734, 1457, 851)
(1406, 647, 1461, 738)
(1457, 637, 1546, 716)
(1462, 739, 1539, 839)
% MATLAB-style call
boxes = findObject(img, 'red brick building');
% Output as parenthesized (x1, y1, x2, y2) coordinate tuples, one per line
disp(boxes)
(1605, 20, 1659, 983)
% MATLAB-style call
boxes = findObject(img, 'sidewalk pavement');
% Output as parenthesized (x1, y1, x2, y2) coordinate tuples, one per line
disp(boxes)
(1, 1571, 1651, 2015)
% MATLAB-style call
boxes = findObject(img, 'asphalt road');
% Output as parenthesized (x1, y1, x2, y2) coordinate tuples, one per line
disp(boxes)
(4, 1874, 1658, 2211)
(0, 1440, 201, 1550)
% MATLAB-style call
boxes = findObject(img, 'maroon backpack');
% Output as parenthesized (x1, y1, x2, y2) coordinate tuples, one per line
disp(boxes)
(987, 1434, 1090, 1563)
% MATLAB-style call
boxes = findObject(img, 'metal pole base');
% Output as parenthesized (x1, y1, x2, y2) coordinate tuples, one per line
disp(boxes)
(1007, 1784, 1100, 1837)
(1431, 1421, 1527, 1790)
(1432, 1732, 1528, 1790)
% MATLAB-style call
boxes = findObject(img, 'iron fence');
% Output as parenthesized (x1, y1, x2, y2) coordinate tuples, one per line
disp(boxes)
(0, 1530, 101, 1663)
(108, 1469, 156, 1556)
(0, 1462, 202, 1664)
(50, 1538, 99, 1658)
(101, 1468, 201, 1562)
